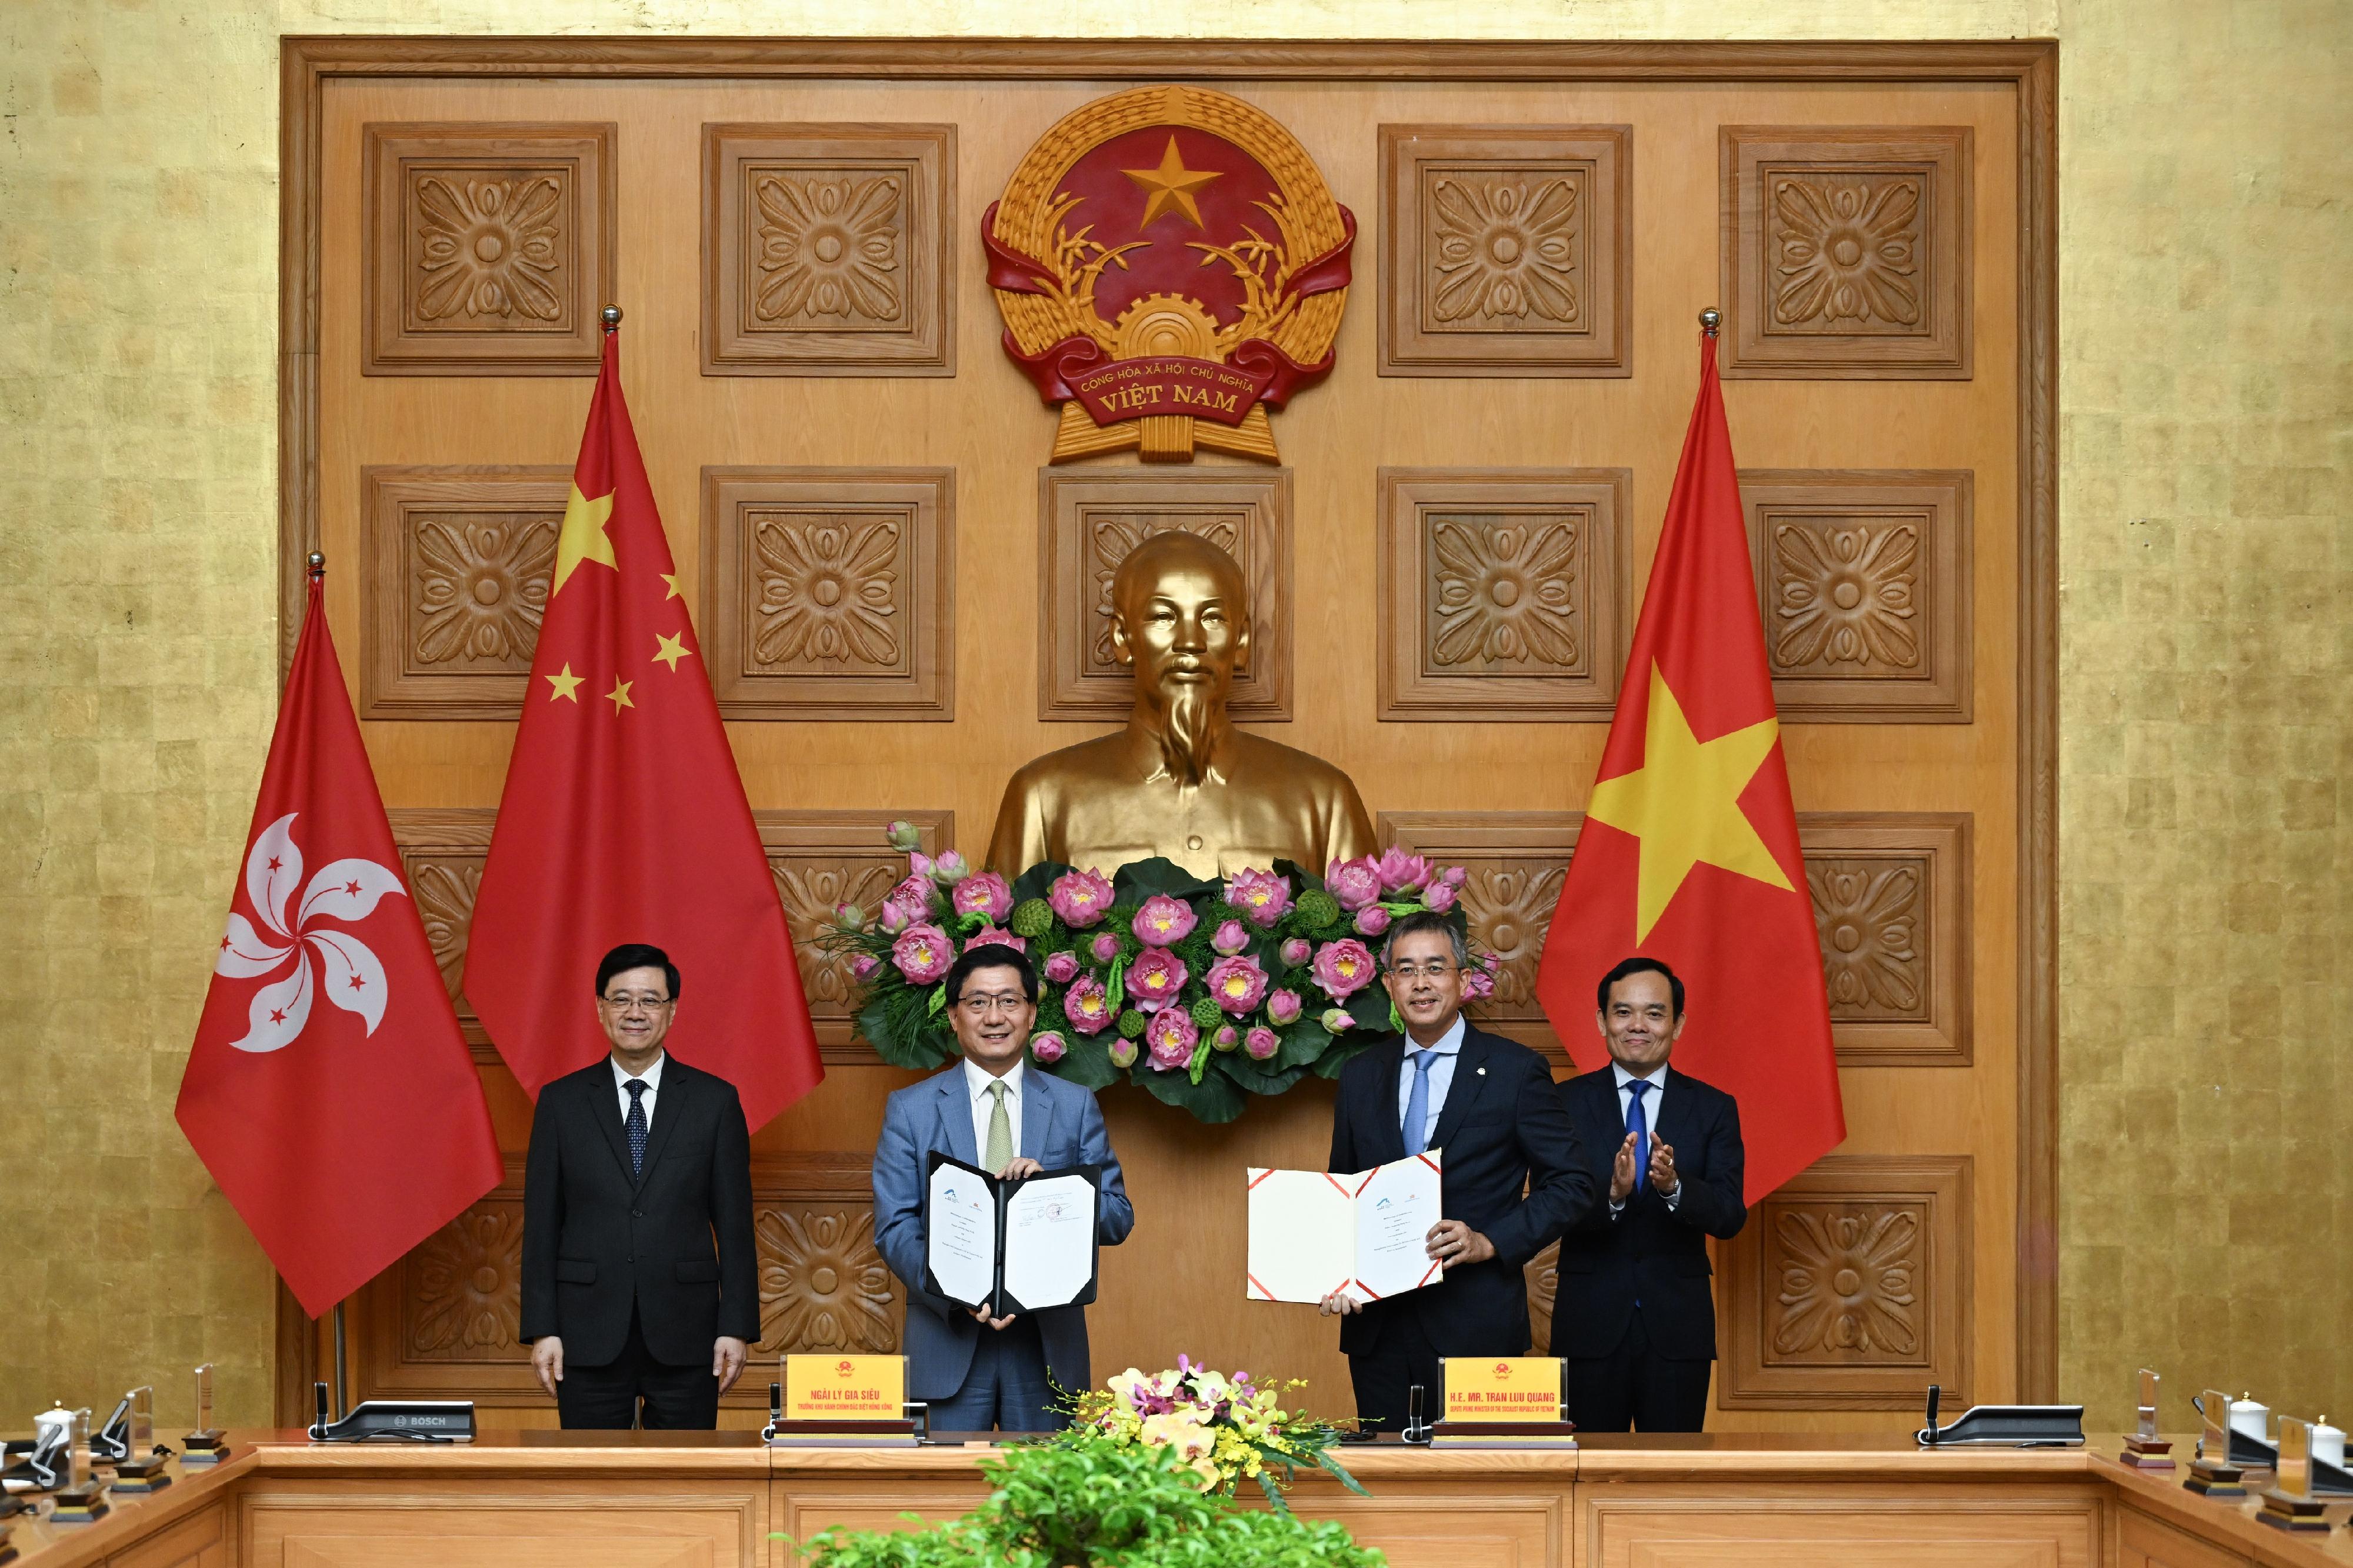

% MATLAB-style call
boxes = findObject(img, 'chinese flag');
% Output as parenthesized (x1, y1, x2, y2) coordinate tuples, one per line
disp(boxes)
(463, 326, 822, 1127)
(1534, 328, 1844, 1202)
(178, 569, 502, 1317)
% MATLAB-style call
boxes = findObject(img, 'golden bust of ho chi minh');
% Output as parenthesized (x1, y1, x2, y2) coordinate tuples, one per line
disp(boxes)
(986, 532, 1378, 882)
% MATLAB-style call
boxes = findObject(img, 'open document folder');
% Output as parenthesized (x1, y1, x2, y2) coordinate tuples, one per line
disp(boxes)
(1244, 1151, 1444, 1304)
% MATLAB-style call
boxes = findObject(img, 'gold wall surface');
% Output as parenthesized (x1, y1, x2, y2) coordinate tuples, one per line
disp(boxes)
(1, 0, 2344, 1434)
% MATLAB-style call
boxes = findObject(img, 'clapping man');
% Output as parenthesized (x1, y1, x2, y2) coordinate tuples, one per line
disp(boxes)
(872, 943, 1135, 1432)
(1321, 912, 1593, 1432)
(1552, 957, 1747, 1433)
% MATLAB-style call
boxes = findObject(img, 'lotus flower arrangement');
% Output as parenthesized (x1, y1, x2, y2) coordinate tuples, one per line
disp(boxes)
(1059, 1356, 1367, 1509)
(826, 831, 1488, 1123)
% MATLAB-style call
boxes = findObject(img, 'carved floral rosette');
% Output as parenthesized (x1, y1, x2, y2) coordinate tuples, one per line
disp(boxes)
(985, 85, 1354, 465)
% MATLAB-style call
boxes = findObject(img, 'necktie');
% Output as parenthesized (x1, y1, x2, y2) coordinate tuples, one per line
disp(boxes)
(624, 1078, 649, 1178)
(1402, 1049, 1436, 1156)
(984, 1080, 1014, 1171)
(1625, 1079, 1651, 1194)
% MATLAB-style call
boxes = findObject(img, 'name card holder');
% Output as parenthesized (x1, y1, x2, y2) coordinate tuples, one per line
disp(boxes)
(46, 1409, 108, 1526)
(1429, 1358, 1576, 1449)
(2184, 1387, 2246, 1497)
(2119, 1368, 2173, 1469)
(764, 1355, 918, 1446)
(181, 1363, 230, 1466)
(2257, 1419, 2337, 1534)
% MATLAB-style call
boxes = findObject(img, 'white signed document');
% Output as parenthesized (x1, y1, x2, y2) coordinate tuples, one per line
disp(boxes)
(924, 1156, 1102, 1315)
(925, 1160, 1000, 1311)
(1000, 1172, 1098, 1310)
(1244, 1151, 1444, 1305)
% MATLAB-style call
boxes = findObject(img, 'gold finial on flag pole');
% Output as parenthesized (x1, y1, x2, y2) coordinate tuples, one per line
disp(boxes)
(1699, 308, 1721, 338)
(601, 305, 622, 335)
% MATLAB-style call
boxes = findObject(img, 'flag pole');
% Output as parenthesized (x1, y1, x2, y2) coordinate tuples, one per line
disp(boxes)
(601, 303, 621, 335)
(311, 548, 351, 1419)
(1699, 306, 1721, 338)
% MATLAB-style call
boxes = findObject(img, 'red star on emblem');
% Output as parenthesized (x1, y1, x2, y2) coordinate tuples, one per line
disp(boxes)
(344, 879, 361, 895)
(269, 1008, 288, 1024)
(347, 975, 365, 991)
(219, 936, 232, 952)
(267, 856, 282, 871)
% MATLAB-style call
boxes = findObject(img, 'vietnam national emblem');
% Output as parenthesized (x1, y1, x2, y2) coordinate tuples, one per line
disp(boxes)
(984, 85, 1353, 464)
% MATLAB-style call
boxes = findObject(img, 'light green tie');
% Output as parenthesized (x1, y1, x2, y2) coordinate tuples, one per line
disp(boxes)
(984, 1080, 1014, 1171)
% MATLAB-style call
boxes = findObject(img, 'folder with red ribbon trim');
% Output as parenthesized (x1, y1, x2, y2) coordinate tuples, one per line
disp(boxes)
(1244, 1150, 1445, 1304)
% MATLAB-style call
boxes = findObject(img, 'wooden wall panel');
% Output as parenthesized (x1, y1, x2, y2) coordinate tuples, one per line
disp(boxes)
(1376, 468, 1631, 721)
(361, 467, 568, 721)
(700, 467, 955, 720)
(1716, 1153, 1974, 1409)
(701, 122, 956, 376)
(1378, 124, 1631, 377)
(1719, 125, 1973, 379)
(1378, 810, 1581, 1059)
(754, 809, 952, 1063)
(388, 808, 497, 1056)
(1742, 469, 1974, 723)
(1037, 468, 1292, 722)
(362, 122, 616, 375)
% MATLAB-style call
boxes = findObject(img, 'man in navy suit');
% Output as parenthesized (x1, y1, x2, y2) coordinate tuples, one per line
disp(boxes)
(1553, 956, 1747, 1433)
(1320, 911, 1593, 1432)
(872, 943, 1134, 1432)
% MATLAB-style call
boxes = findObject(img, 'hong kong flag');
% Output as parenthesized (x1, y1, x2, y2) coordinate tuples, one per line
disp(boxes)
(1534, 325, 1844, 1203)
(462, 322, 823, 1126)
(178, 565, 502, 1317)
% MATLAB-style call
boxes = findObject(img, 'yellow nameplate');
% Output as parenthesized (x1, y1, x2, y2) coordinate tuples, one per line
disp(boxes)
(784, 1355, 906, 1422)
(1442, 1357, 1564, 1423)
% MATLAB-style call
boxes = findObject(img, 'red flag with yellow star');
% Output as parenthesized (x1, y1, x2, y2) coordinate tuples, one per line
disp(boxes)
(1533, 326, 1842, 1202)
(463, 325, 822, 1127)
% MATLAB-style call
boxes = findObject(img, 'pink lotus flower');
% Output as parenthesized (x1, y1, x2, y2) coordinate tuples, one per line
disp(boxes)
(1321, 1007, 1354, 1032)
(891, 925, 954, 985)
(1125, 947, 1189, 1010)
(952, 872, 1013, 920)
(1132, 894, 1198, 946)
(1048, 868, 1116, 929)
(1029, 1032, 1066, 1065)
(1064, 976, 1113, 1035)
(1279, 937, 1312, 968)
(852, 953, 879, 980)
(1145, 1007, 1198, 1072)
(1354, 905, 1391, 938)
(885, 819, 925, 852)
(1107, 1036, 1139, 1069)
(1205, 954, 1269, 1015)
(1324, 856, 1384, 913)
(968, 924, 1024, 952)
(1422, 879, 1459, 914)
(1267, 987, 1303, 1025)
(1211, 919, 1251, 956)
(1090, 930, 1122, 965)
(1042, 950, 1080, 985)
(1312, 938, 1378, 999)
(908, 851, 934, 880)
(1461, 953, 1501, 1003)
(1375, 846, 1431, 894)
(1224, 868, 1294, 928)
(930, 850, 971, 885)
(1444, 866, 1468, 887)
(832, 900, 866, 928)
(878, 901, 911, 935)
(1245, 1025, 1280, 1060)
(1213, 1024, 1239, 1052)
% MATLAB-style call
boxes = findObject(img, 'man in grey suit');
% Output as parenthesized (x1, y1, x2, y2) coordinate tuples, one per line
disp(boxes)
(872, 942, 1134, 1431)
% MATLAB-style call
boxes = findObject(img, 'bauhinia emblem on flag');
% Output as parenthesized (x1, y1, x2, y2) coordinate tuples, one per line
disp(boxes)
(1534, 315, 1844, 1203)
(179, 563, 502, 1317)
(463, 312, 824, 1129)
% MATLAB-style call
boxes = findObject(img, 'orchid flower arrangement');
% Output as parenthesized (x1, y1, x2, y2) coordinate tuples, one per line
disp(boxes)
(825, 825, 1498, 1123)
(1059, 1356, 1368, 1509)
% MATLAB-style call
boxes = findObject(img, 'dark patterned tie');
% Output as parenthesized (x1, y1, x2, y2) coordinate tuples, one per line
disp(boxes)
(1626, 1079, 1651, 1194)
(624, 1078, 649, 1178)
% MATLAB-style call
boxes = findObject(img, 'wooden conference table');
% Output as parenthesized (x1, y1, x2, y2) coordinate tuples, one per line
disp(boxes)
(6, 1429, 2347, 1567)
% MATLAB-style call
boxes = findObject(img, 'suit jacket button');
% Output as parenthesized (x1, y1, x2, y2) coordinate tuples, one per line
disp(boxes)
(632, 1209, 643, 1217)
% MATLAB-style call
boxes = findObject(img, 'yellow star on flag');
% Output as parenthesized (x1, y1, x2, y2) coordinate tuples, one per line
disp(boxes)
(659, 572, 683, 600)
(1123, 135, 1222, 229)
(552, 485, 616, 597)
(544, 663, 583, 702)
(605, 678, 634, 714)
(652, 631, 691, 671)
(1584, 663, 1793, 942)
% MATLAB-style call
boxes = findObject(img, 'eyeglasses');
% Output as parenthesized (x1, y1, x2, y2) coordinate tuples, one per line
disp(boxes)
(955, 992, 1031, 1016)
(1388, 963, 1457, 981)
(598, 993, 674, 1013)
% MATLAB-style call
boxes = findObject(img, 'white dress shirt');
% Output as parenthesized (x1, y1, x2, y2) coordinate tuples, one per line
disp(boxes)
(611, 1051, 666, 1132)
(1394, 1013, 1467, 1151)
(1608, 1060, 1679, 1214)
(962, 1056, 1025, 1165)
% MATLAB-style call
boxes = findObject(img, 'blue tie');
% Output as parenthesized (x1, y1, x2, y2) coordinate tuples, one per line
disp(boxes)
(624, 1079, 649, 1178)
(1402, 1049, 1436, 1156)
(1625, 1079, 1651, 1194)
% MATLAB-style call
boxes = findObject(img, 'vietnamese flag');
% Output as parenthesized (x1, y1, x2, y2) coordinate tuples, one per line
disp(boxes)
(1534, 325, 1844, 1202)
(463, 323, 822, 1127)
(178, 565, 502, 1316)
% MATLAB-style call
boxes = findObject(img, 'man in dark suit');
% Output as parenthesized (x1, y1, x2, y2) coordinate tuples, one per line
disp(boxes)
(521, 943, 758, 1429)
(1554, 956, 1747, 1433)
(1320, 910, 1592, 1432)
(873, 942, 1134, 1432)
